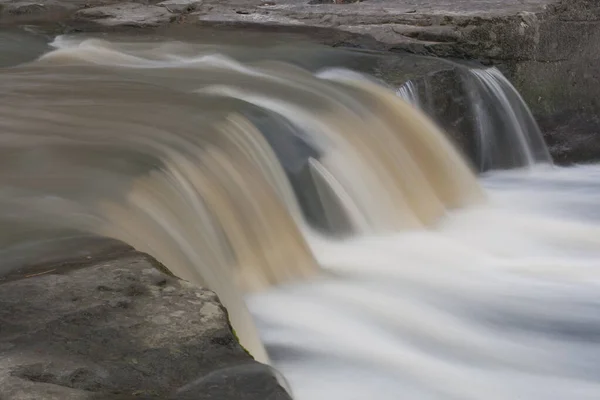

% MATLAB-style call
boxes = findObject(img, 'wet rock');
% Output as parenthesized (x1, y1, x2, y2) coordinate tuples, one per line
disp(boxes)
(1, 1, 70, 16)
(75, 3, 175, 27)
(307, 0, 363, 4)
(0, 240, 290, 400)
(157, 0, 203, 14)
(540, 113, 600, 166)
(0, 0, 90, 25)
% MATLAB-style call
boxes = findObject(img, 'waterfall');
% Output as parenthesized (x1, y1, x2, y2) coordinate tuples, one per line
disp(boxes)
(466, 68, 552, 170)
(397, 67, 552, 171)
(2, 34, 598, 400)
(396, 80, 420, 106)
(0, 36, 482, 362)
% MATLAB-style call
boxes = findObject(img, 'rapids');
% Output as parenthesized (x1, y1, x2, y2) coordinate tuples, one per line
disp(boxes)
(1, 32, 600, 399)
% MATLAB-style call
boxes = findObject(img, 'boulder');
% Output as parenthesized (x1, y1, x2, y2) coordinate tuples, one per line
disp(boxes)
(0, 237, 290, 400)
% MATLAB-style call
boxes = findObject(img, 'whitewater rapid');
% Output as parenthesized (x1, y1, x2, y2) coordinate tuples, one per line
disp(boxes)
(251, 165, 600, 400)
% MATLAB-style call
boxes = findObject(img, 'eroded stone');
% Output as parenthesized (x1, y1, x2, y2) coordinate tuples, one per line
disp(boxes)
(0, 245, 290, 400)
(75, 2, 174, 27)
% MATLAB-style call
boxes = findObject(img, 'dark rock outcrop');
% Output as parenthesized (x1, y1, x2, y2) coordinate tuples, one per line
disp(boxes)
(540, 113, 600, 166)
(0, 238, 290, 400)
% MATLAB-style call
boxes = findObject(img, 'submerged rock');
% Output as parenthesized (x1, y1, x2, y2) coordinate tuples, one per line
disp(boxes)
(0, 238, 290, 400)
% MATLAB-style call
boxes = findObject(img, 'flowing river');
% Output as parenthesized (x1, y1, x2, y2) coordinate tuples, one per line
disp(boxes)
(1, 31, 600, 400)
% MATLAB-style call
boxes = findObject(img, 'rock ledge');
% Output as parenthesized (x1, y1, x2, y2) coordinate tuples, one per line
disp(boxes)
(0, 245, 289, 400)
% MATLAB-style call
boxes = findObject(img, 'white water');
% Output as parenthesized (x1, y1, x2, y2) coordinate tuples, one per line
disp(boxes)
(467, 68, 552, 170)
(2, 34, 600, 400)
(398, 67, 553, 172)
(397, 80, 420, 106)
(253, 164, 600, 400)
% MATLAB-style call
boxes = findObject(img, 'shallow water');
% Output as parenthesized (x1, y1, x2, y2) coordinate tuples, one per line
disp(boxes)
(1, 31, 600, 400)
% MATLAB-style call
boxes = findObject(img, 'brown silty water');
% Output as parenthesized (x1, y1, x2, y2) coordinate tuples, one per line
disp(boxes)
(0, 33, 483, 364)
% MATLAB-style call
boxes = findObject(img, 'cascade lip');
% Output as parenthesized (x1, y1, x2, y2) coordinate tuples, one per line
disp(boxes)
(0, 235, 135, 284)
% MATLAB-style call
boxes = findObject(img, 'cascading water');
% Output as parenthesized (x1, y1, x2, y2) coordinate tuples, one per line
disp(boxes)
(396, 79, 420, 106)
(2, 34, 600, 400)
(398, 67, 553, 171)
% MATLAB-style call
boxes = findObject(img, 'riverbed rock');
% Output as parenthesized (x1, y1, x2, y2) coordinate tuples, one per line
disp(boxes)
(0, 238, 290, 400)
(75, 3, 175, 27)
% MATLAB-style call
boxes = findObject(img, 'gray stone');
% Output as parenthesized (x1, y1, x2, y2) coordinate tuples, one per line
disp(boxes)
(75, 2, 175, 27)
(540, 113, 600, 166)
(157, 0, 203, 14)
(0, 0, 94, 25)
(0, 239, 290, 400)
(1, 1, 70, 16)
(184, 0, 600, 164)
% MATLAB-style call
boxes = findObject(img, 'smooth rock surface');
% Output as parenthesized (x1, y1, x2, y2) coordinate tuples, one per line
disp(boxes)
(0, 239, 290, 400)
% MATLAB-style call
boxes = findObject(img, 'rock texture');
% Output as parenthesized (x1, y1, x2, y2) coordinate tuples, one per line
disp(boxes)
(75, 2, 174, 27)
(0, 238, 290, 400)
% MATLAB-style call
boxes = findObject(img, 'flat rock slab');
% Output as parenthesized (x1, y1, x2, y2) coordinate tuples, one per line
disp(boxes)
(1, 0, 595, 64)
(157, 0, 203, 14)
(196, 0, 556, 26)
(75, 3, 174, 27)
(187, 0, 594, 60)
(0, 0, 560, 31)
(0, 242, 289, 400)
